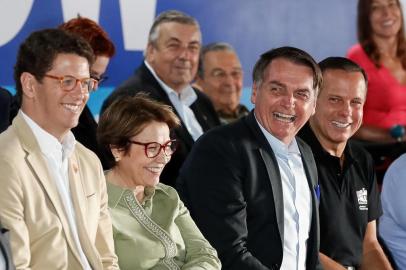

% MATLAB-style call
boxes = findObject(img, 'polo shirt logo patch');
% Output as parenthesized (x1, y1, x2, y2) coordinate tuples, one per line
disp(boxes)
(356, 188, 368, 210)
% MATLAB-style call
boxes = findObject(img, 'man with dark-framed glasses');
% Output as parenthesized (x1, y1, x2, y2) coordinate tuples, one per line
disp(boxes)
(0, 29, 118, 269)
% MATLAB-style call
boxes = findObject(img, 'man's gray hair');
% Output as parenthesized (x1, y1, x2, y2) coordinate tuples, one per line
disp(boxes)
(197, 42, 237, 78)
(148, 10, 200, 47)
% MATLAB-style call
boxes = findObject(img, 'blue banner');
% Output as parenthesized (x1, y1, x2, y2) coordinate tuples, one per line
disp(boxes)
(0, 0, 359, 116)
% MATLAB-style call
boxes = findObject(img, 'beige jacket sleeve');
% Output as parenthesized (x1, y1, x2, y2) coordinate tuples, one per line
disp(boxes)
(0, 158, 31, 270)
(94, 164, 119, 269)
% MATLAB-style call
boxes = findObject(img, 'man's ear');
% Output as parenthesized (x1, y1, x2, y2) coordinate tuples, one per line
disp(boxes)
(311, 99, 317, 116)
(251, 82, 258, 105)
(145, 42, 155, 62)
(20, 72, 36, 98)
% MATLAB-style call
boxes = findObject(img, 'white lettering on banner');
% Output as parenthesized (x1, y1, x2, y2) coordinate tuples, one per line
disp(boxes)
(0, 0, 34, 46)
(0, 0, 156, 51)
(119, 0, 156, 51)
(61, 0, 101, 22)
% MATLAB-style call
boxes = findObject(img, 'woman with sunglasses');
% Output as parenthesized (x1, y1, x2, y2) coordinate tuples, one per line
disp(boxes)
(97, 94, 221, 270)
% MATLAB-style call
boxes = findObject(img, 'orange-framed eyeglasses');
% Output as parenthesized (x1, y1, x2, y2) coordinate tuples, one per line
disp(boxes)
(44, 74, 97, 93)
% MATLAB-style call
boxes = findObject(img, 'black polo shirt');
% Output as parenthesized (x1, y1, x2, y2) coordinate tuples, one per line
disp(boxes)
(299, 124, 382, 267)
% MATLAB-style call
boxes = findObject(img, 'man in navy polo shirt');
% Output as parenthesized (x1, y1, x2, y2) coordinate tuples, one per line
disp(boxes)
(299, 57, 392, 270)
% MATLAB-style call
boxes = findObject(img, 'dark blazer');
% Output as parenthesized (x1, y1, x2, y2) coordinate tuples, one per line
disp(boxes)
(101, 62, 221, 186)
(0, 223, 15, 270)
(177, 112, 322, 270)
(0, 88, 12, 133)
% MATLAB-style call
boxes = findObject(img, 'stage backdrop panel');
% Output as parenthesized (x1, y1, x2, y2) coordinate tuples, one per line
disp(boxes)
(0, 0, 361, 116)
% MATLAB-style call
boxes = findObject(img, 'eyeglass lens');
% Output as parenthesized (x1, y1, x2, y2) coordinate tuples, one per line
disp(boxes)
(146, 141, 177, 158)
(61, 76, 95, 92)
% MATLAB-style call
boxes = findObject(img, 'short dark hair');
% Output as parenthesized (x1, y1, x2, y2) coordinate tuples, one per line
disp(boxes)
(252, 46, 322, 93)
(97, 93, 180, 167)
(148, 10, 200, 47)
(14, 28, 94, 97)
(59, 16, 115, 58)
(197, 42, 237, 78)
(318, 57, 368, 86)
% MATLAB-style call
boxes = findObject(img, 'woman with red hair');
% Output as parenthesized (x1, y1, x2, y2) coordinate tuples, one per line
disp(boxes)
(60, 16, 115, 169)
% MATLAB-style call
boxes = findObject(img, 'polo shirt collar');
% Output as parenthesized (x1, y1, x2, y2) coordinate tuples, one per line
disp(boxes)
(300, 123, 356, 167)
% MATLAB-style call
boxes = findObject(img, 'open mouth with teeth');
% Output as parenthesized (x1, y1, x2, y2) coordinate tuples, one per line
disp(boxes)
(62, 103, 81, 113)
(146, 167, 164, 174)
(332, 121, 351, 128)
(175, 66, 190, 71)
(381, 19, 396, 26)
(273, 112, 297, 123)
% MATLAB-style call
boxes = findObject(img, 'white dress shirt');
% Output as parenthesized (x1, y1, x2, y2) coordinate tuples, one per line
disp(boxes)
(21, 111, 91, 270)
(257, 119, 312, 270)
(145, 60, 204, 141)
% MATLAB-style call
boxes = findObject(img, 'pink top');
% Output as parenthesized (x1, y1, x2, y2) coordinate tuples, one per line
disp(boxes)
(347, 44, 406, 129)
